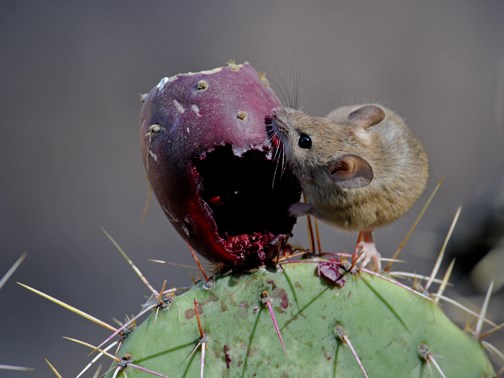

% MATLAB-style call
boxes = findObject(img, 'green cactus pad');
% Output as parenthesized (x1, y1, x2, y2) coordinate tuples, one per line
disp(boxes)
(107, 261, 495, 377)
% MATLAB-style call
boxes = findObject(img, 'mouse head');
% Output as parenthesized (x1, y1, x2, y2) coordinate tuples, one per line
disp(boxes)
(271, 105, 385, 189)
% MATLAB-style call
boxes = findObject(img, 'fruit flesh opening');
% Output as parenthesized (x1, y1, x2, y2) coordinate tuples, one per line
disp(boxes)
(193, 144, 301, 257)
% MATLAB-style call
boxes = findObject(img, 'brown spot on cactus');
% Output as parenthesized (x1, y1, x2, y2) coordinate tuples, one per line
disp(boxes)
(140, 62, 301, 269)
(224, 345, 232, 368)
(185, 302, 204, 320)
(185, 308, 195, 320)
(220, 300, 228, 312)
(276, 288, 289, 310)
(266, 279, 277, 289)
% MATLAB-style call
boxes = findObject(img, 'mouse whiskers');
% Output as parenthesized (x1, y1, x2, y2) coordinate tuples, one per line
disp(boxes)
(273, 60, 302, 110)
(271, 135, 286, 189)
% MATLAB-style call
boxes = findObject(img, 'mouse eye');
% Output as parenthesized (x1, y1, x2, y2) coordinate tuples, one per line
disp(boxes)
(298, 133, 312, 149)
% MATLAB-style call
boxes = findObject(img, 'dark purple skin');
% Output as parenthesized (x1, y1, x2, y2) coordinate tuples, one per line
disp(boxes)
(140, 63, 301, 269)
(317, 259, 346, 287)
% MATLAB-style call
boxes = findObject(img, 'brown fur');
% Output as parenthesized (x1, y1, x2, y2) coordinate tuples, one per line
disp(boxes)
(272, 105, 429, 231)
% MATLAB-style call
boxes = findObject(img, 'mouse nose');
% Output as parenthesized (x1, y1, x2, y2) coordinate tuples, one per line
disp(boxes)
(272, 106, 284, 118)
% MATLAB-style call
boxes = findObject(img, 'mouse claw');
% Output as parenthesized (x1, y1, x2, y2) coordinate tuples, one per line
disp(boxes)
(355, 241, 382, 272)
(352, 230, 382, 272)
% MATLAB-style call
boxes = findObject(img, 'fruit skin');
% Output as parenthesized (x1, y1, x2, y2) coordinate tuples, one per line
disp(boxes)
(140, 63, 300, 269)
(106, 262, 495, 377)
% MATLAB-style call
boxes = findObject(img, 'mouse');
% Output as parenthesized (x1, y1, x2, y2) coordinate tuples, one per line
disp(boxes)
(268, 104, 429, 271)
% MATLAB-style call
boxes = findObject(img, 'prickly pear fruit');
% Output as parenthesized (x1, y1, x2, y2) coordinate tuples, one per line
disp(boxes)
(140, 62, 301, 269)
(106, 262, 495, 377)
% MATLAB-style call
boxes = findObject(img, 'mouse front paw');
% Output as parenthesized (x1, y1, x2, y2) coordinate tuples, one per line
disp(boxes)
(288, 202, 314, 218)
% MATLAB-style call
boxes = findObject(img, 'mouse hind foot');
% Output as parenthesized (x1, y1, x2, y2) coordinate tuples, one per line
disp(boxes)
(352, 230, 382, 272)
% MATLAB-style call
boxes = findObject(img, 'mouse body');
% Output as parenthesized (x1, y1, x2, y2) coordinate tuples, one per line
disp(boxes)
(270, 104, 429, 270)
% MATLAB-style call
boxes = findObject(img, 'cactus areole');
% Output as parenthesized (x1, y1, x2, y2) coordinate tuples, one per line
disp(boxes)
(140, 63, 301, 268)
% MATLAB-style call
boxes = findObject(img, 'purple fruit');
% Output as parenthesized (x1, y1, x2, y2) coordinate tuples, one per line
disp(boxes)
(140, 62, 301, 269)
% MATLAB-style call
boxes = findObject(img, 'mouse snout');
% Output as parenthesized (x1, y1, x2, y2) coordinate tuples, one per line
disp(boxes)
(270, 107, 295, 136)
(272, 106, 296, 119)
(265, 107, 285, 128)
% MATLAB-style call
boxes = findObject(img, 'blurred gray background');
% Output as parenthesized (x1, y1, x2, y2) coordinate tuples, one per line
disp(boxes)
(1, 1, 503, 376)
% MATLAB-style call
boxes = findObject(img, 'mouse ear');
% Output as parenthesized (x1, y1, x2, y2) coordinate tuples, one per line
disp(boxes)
(347, 105, 385, 129)
(328, 154, 373, 189)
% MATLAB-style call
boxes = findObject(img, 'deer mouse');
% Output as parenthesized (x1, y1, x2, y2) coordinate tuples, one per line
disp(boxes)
(269, 104, 429, 271)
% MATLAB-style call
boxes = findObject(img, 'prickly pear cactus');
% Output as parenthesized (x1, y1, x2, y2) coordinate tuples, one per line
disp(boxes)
(106, 262, 494, 377)
(102, 63, 496, 377)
